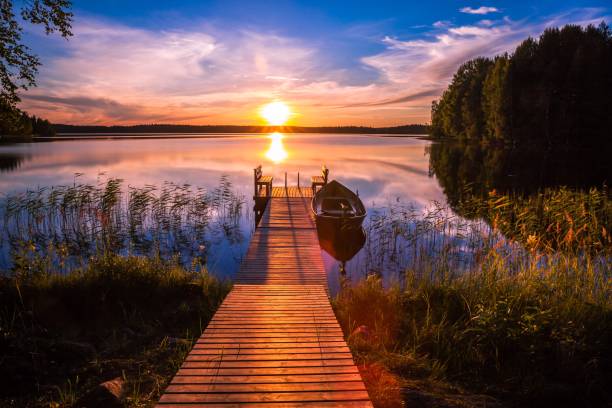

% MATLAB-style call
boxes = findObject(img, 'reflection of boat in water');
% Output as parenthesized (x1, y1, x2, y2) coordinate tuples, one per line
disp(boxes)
(312, 180, 367, 274)
(317, 226, 366, 264)
(311, 180, 366, 231)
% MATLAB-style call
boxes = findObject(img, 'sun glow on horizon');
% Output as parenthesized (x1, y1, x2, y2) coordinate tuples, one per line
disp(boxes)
(260, 101, 291, 125)
(265, 132, 288, 163)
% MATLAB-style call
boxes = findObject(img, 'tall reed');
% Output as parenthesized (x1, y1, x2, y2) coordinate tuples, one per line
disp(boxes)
(335, 187, 611, 406)
(0, 174, 250, 277)
(460, 186, 611, 253)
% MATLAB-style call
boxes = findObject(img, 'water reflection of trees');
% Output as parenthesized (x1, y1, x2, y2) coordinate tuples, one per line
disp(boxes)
(428, 142, 610, 253)
(0, 152, 27, 173)
(428, 142, 609, 209)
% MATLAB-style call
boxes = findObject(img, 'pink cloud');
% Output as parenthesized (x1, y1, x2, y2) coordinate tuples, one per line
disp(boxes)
(18, 9, 610, 127)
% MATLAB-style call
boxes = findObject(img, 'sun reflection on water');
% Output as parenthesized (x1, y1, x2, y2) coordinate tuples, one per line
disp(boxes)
(265, 132, 288, 163)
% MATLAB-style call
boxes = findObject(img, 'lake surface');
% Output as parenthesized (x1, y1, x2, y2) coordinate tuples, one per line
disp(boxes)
(0, 134, 443, 205)
(1, 133, 451, 289)
(4, 133, 605, 291)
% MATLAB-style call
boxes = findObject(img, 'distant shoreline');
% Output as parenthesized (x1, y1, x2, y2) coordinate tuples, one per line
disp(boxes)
(36, 132, 431, 141)
(52, 123, 431, 135)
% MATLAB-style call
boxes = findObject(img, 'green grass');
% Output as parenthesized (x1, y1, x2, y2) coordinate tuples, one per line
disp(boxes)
(0, 252, 231, 407)
(335, 252, 611, 405)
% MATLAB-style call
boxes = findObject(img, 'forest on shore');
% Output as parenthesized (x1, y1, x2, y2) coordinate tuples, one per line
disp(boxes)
(1, 117, 430, 140)
(0, 102, 55, 139)
(51, 123, 430, 135)
(431, 22, 612, 147)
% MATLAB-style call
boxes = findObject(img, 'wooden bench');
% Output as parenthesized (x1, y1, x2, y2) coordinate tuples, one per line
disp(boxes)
(311, 165, 329, 194)
(254, 165, 273, 197)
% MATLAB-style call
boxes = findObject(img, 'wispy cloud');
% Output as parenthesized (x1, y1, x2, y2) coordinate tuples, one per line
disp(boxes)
(358, 8, 607, 118)
(478, 19, 495, 27)
(460, 6, 500, 15)
(342, 89, 444, 107)
(433, 20, 451, 28)
(19, 8, 610, 126)
(21, 20, 320, 124)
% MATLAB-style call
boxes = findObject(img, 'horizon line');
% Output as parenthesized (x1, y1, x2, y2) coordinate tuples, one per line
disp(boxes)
(53, 123, 431, 129)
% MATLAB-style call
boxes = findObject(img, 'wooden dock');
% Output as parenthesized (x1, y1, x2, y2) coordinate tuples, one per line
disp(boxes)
(157, 185, 372, 407)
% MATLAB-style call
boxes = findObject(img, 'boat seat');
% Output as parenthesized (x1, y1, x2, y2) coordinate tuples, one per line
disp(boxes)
(321, 197, 355, 216)
(322, 209, 356, 217)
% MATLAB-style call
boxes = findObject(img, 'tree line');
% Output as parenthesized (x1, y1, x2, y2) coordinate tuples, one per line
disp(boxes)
(1, 101, 55, 137)
(431, 22, 612, 147)
(53, 123, 430, 135)
(1, 0, 72, 139)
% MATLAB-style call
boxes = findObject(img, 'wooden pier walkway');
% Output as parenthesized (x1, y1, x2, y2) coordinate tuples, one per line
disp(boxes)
(157, 186, 372, 407)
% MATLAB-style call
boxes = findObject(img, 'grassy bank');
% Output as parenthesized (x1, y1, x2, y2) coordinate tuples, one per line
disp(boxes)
(335, 187, 611, 407)
(0, 253, 230, 407)
(335, 256, 610, 407)
(0, 177, 242, 406)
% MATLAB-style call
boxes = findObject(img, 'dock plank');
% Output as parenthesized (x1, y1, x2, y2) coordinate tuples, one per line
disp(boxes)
(157, 188, 372, 407)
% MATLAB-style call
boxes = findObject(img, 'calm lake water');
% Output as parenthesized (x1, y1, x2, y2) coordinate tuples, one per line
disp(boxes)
(2, 133, 608, 291)
(0, 134, 442, 204)
(1, 133, 448, 289)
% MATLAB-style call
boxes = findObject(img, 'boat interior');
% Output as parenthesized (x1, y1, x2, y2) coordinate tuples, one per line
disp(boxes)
(321, 197, 356, 216)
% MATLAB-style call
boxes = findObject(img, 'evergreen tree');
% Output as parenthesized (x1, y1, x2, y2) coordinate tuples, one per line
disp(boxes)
(431, 22, 612, 148)
(483, 55, 511, 142)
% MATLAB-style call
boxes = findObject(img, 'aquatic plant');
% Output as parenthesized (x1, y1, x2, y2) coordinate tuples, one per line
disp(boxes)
(335, 187, 611, 406)
(0, 174, 250, 276)
(352, 200, 510, 284)
(461, 186, 611, 254)
(347, 186, 610, 286)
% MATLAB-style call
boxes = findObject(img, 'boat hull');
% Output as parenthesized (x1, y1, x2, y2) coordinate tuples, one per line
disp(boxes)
(316, 222, 366, 262)
(315, 213, 365, 236)
(311, 180, 366, 230)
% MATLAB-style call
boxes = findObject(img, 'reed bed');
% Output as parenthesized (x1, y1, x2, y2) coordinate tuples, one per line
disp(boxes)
(0, 174, 250, 277)
(461, 186, 611, 254)
(339, 199, 536, 293)
(0, 175, 241, 406)
(335, 187, 611, 407)
(347, 186, 610, 283)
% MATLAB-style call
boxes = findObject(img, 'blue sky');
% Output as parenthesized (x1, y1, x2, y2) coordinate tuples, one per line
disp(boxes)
(20, 1, 611, 125)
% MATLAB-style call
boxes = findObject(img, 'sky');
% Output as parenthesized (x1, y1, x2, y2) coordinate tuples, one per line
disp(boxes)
(18, 1, 611, 127)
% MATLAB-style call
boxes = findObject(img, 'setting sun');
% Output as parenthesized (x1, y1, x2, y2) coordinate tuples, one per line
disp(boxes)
(260, 101, 291, 126)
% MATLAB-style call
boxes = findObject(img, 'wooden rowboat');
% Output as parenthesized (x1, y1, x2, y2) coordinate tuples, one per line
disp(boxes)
(311, 180, 366, 232)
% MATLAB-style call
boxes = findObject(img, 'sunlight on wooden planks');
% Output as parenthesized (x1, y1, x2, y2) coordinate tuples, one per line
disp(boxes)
(239, 196, 324, 285)
(270, 186, 314, 198)
(157, 193, 372, 407)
